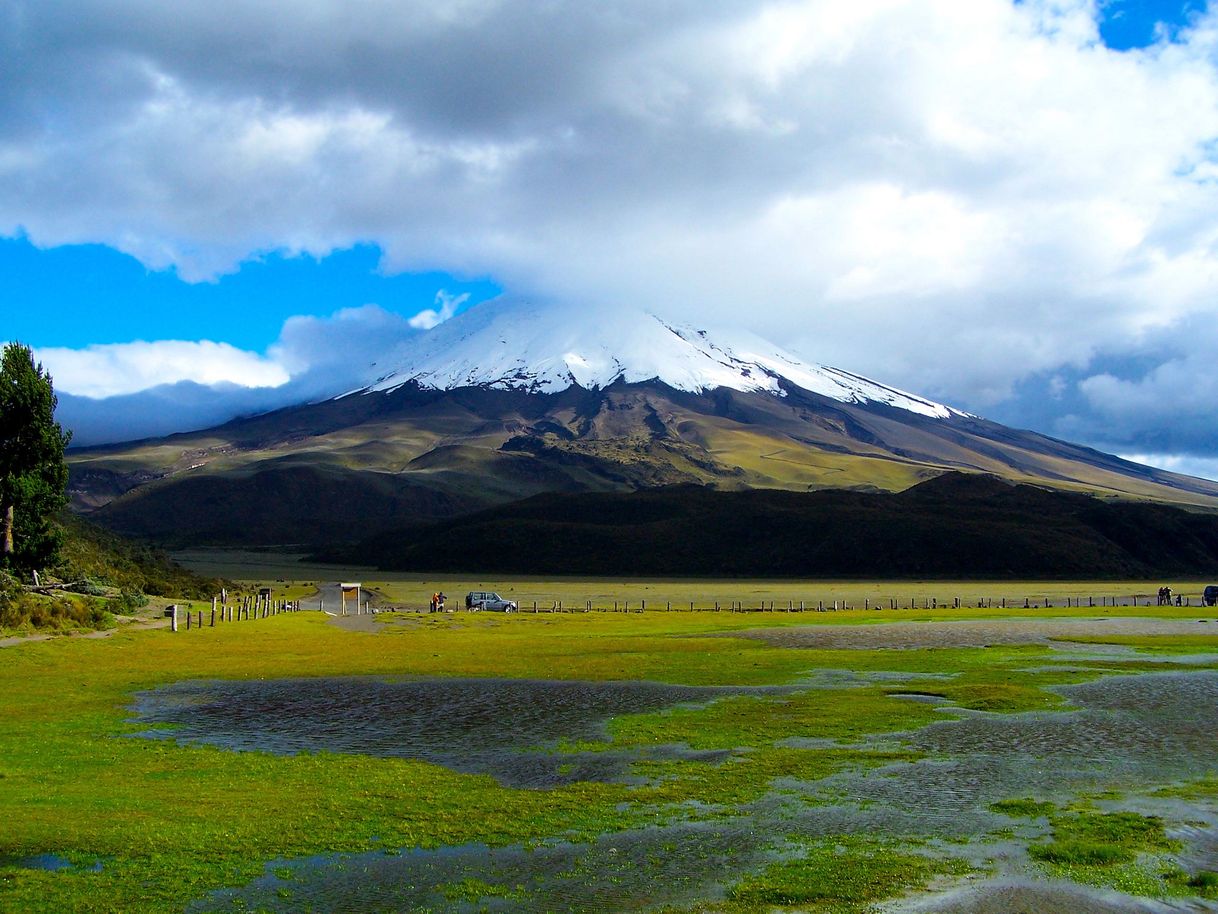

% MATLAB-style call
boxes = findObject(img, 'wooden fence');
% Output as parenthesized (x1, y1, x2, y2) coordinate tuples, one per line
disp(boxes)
(166, 589, 1211, 629)
(505, 592, 1207, 613)
(166, 593, 303, 632)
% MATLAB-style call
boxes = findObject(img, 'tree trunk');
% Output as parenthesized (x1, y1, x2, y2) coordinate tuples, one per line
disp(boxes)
(2, 502, 13, 557)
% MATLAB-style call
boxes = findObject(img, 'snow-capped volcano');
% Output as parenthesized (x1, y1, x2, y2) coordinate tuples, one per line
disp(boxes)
(364, 300, 963, 420)
(73, 299, 1218, 550)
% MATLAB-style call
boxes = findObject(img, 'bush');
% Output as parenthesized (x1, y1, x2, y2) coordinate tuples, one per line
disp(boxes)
(69, 579, 107, 596)
(54, 514, 225, 599)
(0, 571, 114, 633)
(1, 593, 112, 632)
(111, 589, 149, 613)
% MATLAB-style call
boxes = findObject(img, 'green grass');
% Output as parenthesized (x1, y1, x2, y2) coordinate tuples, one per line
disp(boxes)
(1028, 810, 1185, 898)
(1, 601, 1216, 912)
(727, 837, 971, 911)
(609, 686, 946, 750)
(990, 798, 1057, 819)
(1027, 814, 1179, 896)
(1030, 810, 1178, 865)
(1050, 634, 1218, 653)
(1176, 870, 1218, 899)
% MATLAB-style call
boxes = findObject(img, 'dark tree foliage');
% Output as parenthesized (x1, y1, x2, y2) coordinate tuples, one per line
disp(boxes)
(0, 343, 71, 575)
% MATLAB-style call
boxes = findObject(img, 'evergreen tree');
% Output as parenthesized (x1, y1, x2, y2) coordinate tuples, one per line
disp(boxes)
(0, 343, 71, 575)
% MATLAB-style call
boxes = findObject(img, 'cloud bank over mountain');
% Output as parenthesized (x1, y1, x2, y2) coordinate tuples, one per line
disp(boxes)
(5, 1, 1218, 471)
(48, 305, 424, 444)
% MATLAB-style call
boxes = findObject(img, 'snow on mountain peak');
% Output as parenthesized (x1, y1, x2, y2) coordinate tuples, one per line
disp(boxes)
(361, 300, 963, 419)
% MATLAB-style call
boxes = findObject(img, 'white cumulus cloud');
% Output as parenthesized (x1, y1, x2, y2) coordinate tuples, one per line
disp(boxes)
(36, 340, 290, 399)
(39, 302, 452, 443)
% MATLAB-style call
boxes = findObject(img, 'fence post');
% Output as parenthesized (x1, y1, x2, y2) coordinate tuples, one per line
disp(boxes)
(169, 605, 178, 632)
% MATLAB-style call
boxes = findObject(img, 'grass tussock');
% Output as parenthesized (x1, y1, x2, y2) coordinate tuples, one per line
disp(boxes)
(1030, 811, 1178, 867)
(990, 797, 1057, 819)
(728, 838, 970, 911)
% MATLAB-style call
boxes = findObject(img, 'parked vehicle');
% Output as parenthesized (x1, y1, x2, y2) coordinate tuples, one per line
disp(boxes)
(1204, 585, 1218, 607)
(465, 590, 518, 612)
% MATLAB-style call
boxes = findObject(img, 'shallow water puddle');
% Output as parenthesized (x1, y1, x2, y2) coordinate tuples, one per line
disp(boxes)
(0, 853, 104, 874)
(137, 672, 1218, 912)
(190, 818, 772, 914)
(729, 617, 1218, 651)
(797, 671, 1218, 836)
(130, 677, 753, 788)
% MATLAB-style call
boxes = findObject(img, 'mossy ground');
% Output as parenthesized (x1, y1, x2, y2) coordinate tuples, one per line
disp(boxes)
(1, 600, 1217, 912)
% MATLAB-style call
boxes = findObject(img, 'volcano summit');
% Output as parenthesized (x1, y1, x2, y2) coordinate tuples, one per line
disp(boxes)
(68, 300, 1218, 548)
(362, 301, 961, 419)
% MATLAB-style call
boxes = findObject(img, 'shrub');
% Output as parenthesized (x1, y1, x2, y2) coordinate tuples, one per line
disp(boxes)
(111, 589, 149, 613)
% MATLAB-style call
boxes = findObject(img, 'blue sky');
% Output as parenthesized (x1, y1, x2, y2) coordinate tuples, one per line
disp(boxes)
(2, 235, 499, 351)
(1097, 0, 1207, 47)
(4, 0, 1218, 480)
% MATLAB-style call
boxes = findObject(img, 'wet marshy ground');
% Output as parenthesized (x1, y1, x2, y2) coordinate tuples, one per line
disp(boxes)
(131, 677, 755, 788)
(725, 617, 1218, 650)
(127, 621, 1218, 913)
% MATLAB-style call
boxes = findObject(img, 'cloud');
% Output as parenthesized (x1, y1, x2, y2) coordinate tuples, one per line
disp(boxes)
(269, 303, 425, 394)
(1117, 453, 1218, 484)
(55, 382, 284, 446)
(36, 340, 289, 399)
(408, 290, 469, 330)
(1063, 316, 1218, 456)
(5, 1, 1218, 462)
(40, 303, 432, 444)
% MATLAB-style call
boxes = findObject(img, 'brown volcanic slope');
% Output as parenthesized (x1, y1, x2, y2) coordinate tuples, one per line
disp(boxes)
(68, 380, 1218, 547)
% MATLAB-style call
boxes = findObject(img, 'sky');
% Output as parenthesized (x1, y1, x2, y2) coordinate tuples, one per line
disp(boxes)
(3, 0, 1218, 480)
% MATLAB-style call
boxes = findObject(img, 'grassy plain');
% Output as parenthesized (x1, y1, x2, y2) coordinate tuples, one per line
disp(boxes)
(2, 591, 1217, 912)
(174, 549, 1218, 610)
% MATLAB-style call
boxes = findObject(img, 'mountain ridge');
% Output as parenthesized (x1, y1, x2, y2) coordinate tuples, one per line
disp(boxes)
(65, 301, 1218, 550)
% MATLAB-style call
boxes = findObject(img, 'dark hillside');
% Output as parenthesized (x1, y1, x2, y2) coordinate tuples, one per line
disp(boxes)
(88, 463, 486, 548)
(324, 474, 1218, 578)
(55, 513, 223, 598)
